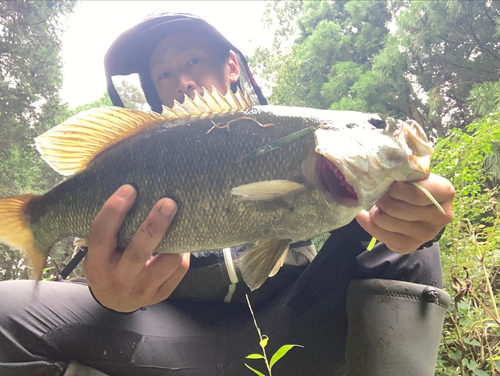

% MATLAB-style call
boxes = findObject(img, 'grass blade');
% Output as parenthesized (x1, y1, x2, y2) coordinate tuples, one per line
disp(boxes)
(367, 236, 377, 251)
(411, 182, 445, 214)
(245, 363, 267, 376)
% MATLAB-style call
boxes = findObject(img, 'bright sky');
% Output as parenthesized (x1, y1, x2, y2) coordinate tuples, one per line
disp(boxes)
(60, 1, 273, 108)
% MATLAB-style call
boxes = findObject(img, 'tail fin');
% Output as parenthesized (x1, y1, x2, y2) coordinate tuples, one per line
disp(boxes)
(0, 194, 45, 280)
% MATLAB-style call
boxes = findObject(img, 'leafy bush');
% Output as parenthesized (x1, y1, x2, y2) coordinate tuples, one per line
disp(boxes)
(432, 114, 500, 375)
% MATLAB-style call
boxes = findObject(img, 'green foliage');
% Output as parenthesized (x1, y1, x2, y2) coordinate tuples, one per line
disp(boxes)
(261, 0, 303, 51)
(0, 2, 144, 280)
(432, 115, 500, 220)
(0, 0, 77, 197)
(253, 0, 433, 131)
(69, 80, 147, 114)
(432, 114, 500, 375)
(254, 0, 500, 136)
(0, 1, 77, 145)
(0, 0, 77, 281)
(312, 232, 330, 252)
(0, 0, 77, 198)
(468, 80, 500, 119)
(395, 1, 500, 129)
(252, 5, 500, 370)
(0, 245, 30, 281)
(483, 142, 500, 184)
(115, 79, 148, 110)
(245, 295, 303, 375)
(0, 78, 148, 281)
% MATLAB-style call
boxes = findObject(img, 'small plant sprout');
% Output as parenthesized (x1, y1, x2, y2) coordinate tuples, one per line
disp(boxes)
(245, 295, 303, 376)
(367, 181, 446, 251)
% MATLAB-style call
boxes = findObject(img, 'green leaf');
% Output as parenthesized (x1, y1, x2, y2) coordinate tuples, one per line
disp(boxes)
(244, 364, 267, 376)
(463, 338, 481, 347)
(269, 344, 304, 369)
(259, 336, 269, 349)
(433, 135, 451, 154)
(246, 354, 265, 359)
(448, 349, 462, 360)
(467, 360, 478, 371)
(459, 318, 474, 327)
(457, 301, 470, 311)
(462, 358, 470, 367)
(473, 369, 489, 376)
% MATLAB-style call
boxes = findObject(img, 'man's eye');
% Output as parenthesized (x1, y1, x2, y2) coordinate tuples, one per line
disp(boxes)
(189, 58, 200, 66)
(159, 72, 170, 80)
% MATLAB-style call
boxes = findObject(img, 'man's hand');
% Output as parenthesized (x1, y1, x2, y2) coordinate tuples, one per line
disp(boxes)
(356, 173, 455, 254)
(84, 184, 190, 312)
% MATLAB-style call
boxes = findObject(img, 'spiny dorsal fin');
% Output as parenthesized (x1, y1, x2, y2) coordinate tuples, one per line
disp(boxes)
(160, 85, 252, 121)
(35, 86, 253, 176)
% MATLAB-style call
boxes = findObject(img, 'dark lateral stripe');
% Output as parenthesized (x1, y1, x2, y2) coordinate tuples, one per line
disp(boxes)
(237, 126, 315, 163)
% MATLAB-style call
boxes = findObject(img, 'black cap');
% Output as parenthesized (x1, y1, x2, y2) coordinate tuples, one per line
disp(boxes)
(104, 12, 267, 113)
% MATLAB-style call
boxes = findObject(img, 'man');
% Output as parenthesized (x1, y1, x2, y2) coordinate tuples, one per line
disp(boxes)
(0, 13, 454, 375)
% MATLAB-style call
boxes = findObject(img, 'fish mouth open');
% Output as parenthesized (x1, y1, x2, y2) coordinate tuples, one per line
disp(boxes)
(316, 154, 359, 204)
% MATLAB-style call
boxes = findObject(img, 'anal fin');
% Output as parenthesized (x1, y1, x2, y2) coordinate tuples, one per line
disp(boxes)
(268, 247, 289, 277)
(239, 239, 291, 291)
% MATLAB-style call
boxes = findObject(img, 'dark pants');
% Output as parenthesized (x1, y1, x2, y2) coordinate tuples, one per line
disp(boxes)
(0, 222, 442, 375)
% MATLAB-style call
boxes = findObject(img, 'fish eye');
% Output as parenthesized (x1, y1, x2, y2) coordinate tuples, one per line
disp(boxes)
(188, 58, 200, 66)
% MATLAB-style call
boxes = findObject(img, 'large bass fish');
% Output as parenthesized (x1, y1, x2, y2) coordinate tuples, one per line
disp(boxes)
(0, 87, 433, 290)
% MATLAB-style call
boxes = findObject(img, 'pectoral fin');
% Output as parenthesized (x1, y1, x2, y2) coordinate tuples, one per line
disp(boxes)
(239, 239, 291, 291)
(231, 180, 306, 202)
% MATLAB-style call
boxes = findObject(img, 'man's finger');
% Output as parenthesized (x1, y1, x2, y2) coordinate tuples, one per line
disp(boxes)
(154, 252, 190, 302)
(117, 198, 177, 277)
(134, 253, 188, 297)
(386, 174, 455, 206)
(367, 206, 434, 238)
(375, 194, 444, 222)
(87, 185, 137, 268)
(356, 210, 419, 254)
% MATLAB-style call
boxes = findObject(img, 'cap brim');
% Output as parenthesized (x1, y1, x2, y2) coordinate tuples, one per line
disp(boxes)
(105, 15, 233, 77)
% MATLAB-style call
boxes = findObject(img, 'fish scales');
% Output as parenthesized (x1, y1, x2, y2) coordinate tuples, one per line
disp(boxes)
(30, 109, 328, 254)
(0, 88, 434, 289)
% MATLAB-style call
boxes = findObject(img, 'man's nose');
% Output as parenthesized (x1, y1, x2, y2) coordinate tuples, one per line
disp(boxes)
(177, 74, 196, 96)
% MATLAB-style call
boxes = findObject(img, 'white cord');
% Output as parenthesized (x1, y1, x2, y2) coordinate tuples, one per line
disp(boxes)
(223, 247, 239, 303)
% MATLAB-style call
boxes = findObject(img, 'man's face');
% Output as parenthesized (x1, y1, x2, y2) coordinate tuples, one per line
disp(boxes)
(149, 33, 240, 108)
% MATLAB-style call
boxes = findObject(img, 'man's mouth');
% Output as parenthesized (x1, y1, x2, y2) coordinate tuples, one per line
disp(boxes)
(316, 154, 358, 201)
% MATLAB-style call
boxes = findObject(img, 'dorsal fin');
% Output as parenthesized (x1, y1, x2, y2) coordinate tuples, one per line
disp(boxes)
(35, 107, 166, 176)
(160, 85, 252, 121)
(35, 86, 253, 176)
